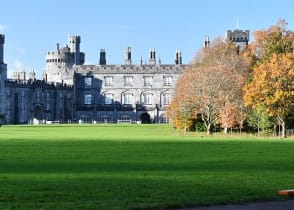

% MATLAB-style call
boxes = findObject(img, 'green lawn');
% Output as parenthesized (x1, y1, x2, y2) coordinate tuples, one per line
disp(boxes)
(0, 124, 293, 209)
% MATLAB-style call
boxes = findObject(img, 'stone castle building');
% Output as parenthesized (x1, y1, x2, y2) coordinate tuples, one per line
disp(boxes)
(0, 29, 249, 124)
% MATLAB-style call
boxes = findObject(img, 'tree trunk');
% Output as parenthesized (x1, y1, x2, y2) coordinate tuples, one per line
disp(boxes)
(224, 127, 228, 134)
(206, 124, 212, 135)
(281, 120, 286, 138)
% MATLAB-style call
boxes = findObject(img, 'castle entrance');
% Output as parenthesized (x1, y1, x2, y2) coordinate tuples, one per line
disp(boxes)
(140, 113, 151, 124)
(33, 105, 43, 120)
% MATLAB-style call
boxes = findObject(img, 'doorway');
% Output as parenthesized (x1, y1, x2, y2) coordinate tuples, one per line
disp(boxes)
(140, 113, 151, 124)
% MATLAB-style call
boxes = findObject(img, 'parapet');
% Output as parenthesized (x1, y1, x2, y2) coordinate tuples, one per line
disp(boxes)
(226, 29, 249, 43)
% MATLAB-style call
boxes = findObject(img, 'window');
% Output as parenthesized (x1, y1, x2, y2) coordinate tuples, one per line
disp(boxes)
(101, 115, 110, 123)
(164, 76, 173, 86)
(123, 93, 132, 105)
(120, 115, 130, 121)
(163, 93, 172, 105)
(144, 76, 152, 86)
(143, 93, 152, 105)
(105, 93, 113, 105)
(84, 94, 92, 105)
(124, 76, 133, 86)
(85, 77, 92, 87)
(105, 76, 113, 86)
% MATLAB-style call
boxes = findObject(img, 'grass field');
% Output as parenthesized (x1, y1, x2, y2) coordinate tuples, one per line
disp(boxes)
(0, 124, 293, 209)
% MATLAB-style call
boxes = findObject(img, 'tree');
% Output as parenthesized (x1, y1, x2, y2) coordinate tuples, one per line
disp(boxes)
(247, 106, 274, 136)
(245, 19, 294, 65)
(219, 101, 236, 134)
(169, 38, 250, 135)
(244, 53, 294, 137)
(189, 65, 234, 134)
(244, 19, 294, 138)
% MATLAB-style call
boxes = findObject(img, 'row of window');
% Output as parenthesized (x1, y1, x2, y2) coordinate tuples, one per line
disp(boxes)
(84, 76, 173, 87)
(84, 92, 172, 105)
(79, 114, 168, 123)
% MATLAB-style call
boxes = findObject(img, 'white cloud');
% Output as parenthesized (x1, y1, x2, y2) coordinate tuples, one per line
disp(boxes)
(0, 24, 6, 33)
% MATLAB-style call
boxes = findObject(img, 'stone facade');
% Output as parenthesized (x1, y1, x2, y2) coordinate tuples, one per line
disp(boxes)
(73, 64, 184, 123)
(0, 34, 187, 124)
(0, 29, 248, 124)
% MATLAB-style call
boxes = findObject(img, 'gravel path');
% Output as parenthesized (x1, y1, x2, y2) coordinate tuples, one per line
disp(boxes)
(173, 199, 294, 210)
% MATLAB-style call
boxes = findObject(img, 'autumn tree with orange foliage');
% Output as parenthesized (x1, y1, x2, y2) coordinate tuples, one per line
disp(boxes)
(219, 102, 237, 134)
(168, 38, 250, 134)
(244, 19, 294, 138)
(244, 53, 294, 137)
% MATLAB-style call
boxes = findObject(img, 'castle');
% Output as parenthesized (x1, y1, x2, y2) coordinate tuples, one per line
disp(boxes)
(0, 29, 248, 124)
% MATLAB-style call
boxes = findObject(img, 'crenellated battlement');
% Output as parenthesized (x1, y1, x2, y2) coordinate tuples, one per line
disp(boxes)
(226, 29, 250, 43)
(73, 64, 188, 74)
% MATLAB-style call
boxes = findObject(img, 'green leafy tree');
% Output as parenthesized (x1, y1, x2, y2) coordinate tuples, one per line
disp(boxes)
(247, 107, 273, 136)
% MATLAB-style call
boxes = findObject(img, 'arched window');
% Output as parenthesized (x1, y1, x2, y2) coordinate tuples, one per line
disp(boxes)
(143, 93, 153, 105)
(123, 93, 132, 105)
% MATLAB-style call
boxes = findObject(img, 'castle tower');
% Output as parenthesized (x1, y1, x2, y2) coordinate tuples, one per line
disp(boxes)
(226, 29, 249, 51)
(0, 34, 7, 80)
(125, 47, 132, 65)
(149, 48, 156, 65)
(69, 35, 81, 65)
(0, 34, 7, 120)
(99, 49, 106, 65)
(0, 34, 4, 64)
(175, 49, 182, 65)
(204, 36, 210, 49)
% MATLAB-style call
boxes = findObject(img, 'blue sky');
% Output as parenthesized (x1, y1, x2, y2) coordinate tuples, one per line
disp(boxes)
(1, 0, 294, 78)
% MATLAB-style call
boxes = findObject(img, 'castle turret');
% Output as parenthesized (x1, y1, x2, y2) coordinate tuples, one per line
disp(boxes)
(18, 68, 26, 80)
(0, 34, 7, 81)
(29, 69, 36, 80)
(149, 48, 156, 65)
(45, 35, 85, 84)
(0, 34, 4, 64)
(226, 29, 249, 51)
(175, 49, 182, 65)
(204, 36, 210, 49)
(69, 35, 81, 65)
(99, 49, 106, 65)
(125, 47, 132, 65)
